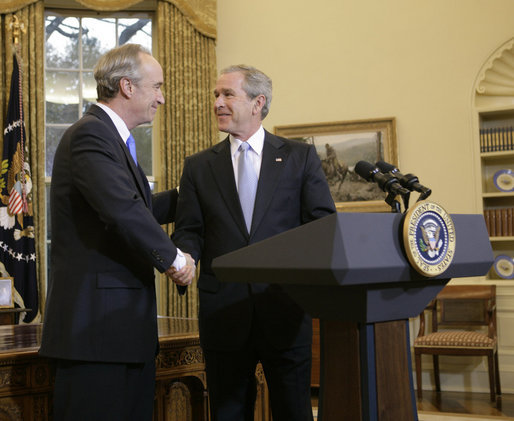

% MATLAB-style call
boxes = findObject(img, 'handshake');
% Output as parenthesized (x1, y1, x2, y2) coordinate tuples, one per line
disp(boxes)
(165, 252, 196, 287)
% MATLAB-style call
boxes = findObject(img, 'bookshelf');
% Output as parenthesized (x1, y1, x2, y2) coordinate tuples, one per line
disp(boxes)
(479, 111, 514, 280)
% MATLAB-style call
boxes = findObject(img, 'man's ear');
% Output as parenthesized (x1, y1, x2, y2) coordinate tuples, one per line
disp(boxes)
(119, 77, 133, 98)
(253, 94, 266, 116)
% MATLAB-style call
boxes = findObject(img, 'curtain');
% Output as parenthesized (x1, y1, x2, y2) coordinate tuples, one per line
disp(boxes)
(65, 0, 218, 319)
(0, 0, 217, 319)
(73, 0, 216, 39)
(0, 1, 45, 318)
(157, 0, 217, 318)
(0, 0, 38, 13)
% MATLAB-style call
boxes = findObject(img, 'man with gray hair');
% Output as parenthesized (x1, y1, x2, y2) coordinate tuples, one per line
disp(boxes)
(40, 43, 194, 421)
(172, 65, 336, 420)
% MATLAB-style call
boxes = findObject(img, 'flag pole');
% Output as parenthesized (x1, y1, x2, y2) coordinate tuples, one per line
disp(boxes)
(8, 16, 28, 214)
(0, 15, 39, 322)
(9, 16, 25, 49)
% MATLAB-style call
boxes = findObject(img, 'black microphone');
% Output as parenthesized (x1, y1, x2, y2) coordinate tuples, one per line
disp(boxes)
(375, 160, 431, 198)
(355, 160, 410, 196)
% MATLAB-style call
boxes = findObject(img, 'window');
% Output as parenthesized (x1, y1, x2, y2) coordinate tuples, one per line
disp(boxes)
(44, 12, 154, 276)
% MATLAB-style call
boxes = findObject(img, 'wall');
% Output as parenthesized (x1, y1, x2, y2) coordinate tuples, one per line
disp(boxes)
(216, 0, 514, 214)
(216, 0, 514, 395)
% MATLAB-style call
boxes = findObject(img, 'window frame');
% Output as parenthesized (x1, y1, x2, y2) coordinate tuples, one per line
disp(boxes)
(43, 9, 160, 287)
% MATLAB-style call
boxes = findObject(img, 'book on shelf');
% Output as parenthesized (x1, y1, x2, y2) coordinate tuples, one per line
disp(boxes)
(483, 208, 514, 236)
(494, 209, 499, 236)
(508, 207, 512, 236)
(480, 126, 514, 152)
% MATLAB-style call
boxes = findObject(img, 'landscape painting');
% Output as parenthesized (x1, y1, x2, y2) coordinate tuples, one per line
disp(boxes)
(274, 118, 398, 211)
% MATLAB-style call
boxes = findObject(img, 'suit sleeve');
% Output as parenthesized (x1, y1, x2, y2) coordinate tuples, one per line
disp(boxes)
(171, 156, 204, 263)
(70, 122, 178, 273)
(301, 144, 337, 223)
(152, 188, 179, 224)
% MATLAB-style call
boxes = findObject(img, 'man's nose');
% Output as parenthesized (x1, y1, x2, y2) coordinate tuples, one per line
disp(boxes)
(157, 88, 165, 105)
(214, 96, 224, 109)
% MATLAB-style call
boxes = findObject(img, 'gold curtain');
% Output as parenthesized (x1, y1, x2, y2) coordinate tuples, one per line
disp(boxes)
(157, 0, 217, 318)
(73, 0, 216, 39)
(0, 0, 38, 14)
(0, 1, 45, 317)
(69, 0, 218, 318)
(0, 0, 217, 320)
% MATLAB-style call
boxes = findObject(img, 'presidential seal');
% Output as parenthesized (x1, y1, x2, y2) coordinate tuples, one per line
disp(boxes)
(403, 201, 456, 277)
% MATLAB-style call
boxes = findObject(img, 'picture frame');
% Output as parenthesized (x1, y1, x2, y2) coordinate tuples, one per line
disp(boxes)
(274, 117, 398, 212)
(0, 277, 14, 308)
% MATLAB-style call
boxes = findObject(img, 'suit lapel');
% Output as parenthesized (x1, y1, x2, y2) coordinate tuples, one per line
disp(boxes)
(127, 155, 151, 208)
(208, 138, 249, 237)
(251, 132, 287, 235)
(87, 105, 151, 208)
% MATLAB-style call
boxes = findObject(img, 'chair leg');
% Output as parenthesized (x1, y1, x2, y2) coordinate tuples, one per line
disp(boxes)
(495, 350, 502, 396)
(487, 354, 496, 402)
(415, 352, 423, 399)
(433, 355, 440, 392)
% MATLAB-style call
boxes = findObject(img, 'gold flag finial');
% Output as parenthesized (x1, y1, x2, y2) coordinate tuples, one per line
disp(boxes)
(10, 15, 26, 47)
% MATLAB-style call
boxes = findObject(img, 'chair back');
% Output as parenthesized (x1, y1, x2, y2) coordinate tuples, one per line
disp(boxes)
(432, 285, 496, 340)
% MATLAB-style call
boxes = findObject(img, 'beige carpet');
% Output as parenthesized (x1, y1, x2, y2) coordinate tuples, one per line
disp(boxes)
(313, 409, 514, 420)
(418, 411, 514, 421)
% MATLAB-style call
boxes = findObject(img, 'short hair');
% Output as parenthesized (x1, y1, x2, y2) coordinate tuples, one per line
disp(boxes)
(94, 43, 151, 102)
(220, 65, 272, 119)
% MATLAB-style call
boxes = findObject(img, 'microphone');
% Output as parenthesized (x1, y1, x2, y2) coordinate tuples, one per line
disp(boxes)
(355, 160, 410, 196)
(375, 160, 431, 198)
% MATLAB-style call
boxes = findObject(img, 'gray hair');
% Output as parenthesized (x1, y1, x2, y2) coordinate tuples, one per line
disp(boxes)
(221, 64, 272, 119)
(94, 43, 151, 102)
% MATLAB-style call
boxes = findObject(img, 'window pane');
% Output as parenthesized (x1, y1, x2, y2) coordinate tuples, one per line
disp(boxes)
(46, 242, 51, 287)
(45, 126, 67, 177)
(131, 125, 152, 175)
(82, 18, 116, 68)
(83, 71, 97, 113)
(118, 18, 152, 49)
(46, 71, 80, 124)
(46, 184, 51, 241)
(45, 16, 80, 69)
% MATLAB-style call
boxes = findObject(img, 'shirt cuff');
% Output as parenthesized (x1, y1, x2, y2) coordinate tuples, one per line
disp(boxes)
(172, 248, 186, 271)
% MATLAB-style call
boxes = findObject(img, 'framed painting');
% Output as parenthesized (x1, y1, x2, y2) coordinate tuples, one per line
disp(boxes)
(0, 277, 13, 308)
(274, 117, 398, 212)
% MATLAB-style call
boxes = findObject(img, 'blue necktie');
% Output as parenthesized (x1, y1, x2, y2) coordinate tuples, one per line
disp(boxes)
(238, 142, 258, 233)
(126, 134, 138, 165)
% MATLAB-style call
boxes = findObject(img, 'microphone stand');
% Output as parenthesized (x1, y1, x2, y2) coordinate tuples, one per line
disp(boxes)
(402, 192, 411, 212)
(385, 191, 402, 213)
(418, 190, 432, 201)
(385, 191, 412, 214)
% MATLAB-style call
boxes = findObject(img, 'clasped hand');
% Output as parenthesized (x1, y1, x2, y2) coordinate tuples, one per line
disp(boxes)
(165, 253, 195, 286)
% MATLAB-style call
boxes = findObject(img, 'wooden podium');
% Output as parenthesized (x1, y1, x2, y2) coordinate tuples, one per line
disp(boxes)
(212, 212, 493, 421)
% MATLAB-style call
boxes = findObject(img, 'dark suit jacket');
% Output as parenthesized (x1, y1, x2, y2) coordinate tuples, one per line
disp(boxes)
(172, 131, 336, 351)
(40, 105, 178, 363)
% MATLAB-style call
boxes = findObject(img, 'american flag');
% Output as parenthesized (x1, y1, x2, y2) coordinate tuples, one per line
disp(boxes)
(0, 54, 38, 323)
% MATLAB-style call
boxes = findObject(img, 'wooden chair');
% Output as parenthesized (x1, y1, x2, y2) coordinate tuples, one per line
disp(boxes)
(413, 284, 501, 402)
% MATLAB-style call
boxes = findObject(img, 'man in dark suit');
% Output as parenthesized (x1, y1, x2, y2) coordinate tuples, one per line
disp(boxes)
(171, 65, 336, 420)
(39, 44, 194, 421)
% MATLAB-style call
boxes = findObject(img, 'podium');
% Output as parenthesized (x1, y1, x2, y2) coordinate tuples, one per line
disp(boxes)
(212, 212, 493, 421)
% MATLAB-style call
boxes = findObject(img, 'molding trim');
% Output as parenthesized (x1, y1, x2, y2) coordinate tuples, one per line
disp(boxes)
(475, 38, 514, 97)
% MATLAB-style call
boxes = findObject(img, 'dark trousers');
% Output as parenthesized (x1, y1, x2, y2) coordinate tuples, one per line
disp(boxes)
(203, 326, 314, 421)
(52, 359, 156, 421)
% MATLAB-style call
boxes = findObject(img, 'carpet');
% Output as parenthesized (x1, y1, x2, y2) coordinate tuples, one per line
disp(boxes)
(313, 410, 514, 421)
(418, 411, 514, 421)
(313, 408, 514, 420)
